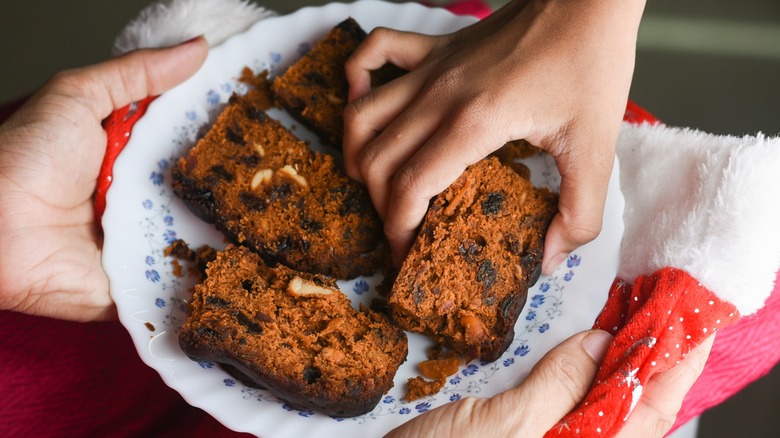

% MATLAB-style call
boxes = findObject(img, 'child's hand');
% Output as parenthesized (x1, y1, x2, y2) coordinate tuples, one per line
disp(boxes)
(344, 0, 646, 272)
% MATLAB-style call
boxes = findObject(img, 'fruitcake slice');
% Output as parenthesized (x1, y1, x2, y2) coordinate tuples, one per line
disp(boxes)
(179, 245, 408, 417)
(271, 17, 404, 148)
(387, 157, 558, 362)
(171, 94, 384, 279)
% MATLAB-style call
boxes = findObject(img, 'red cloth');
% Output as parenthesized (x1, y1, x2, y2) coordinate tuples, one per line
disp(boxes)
(94, 96, 156, 222)
(547, 269, 741, 437)
(619, 92, 780, 436)
(0, 311, 248, 438)
(1, 1, 778, 436)
(423, 0, 492, 17)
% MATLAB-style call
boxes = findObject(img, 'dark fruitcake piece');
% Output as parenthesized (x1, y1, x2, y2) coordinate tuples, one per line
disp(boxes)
(179, 245, 408, 417)
(387, 157, 558, 362)
(171, 94, 384, 279)
(494, 139, 543, 161)
(491, 139, 542, 179)
(271, 17, 404, 148)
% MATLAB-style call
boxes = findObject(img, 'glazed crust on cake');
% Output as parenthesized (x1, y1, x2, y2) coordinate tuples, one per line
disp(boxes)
(171, 94, 384, 279)
(179, 245, 408, 417)
(387, 157, 558, 362)
(271, 17, 404, 148)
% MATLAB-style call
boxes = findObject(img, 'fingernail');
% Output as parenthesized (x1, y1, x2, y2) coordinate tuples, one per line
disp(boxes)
(582, 330, 613, 362)
(181, 35, 204, 45)
(543, 252, 568, 275)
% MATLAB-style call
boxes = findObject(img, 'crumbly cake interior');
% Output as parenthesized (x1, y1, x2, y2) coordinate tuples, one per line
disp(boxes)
(179, 245, 407, 417)
(172, 95, 384, 279)
(388, 157, 558, 361)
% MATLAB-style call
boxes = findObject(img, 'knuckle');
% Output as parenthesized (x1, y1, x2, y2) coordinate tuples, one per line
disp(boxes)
(554, 206, 603, 247)
(537, 352, 591, 404)
(358, 151, 382, 183)
(47, 69, 88, 96)
(635, 400, 678, 438)
(354, 139, 384, 176)
(351, 27, 393, 61)
(449, 101, 486, 131)
(44, 69, 105, 117)
(425, 65, 463, 96)
(634, 388, 683, 437)
(343, 48, 364, 73)
(118, 54, 147, 98)
(343, 94, 375, 128)
(140, 54, 164, 96)
(342, 99, 361, 126)
(563, 220, 602, 247)
(450, 396, 490, 428)
(366, 26, 394, 43)
(391, 164, 419, 201)
(382, 214, 412, 247)
(651, 413, 678, 437)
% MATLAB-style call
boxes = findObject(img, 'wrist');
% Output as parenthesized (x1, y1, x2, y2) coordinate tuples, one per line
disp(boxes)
(500, 0, 647, 27)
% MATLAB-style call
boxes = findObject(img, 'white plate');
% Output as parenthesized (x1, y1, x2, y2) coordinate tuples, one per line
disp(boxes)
(102, 1, 624, 436)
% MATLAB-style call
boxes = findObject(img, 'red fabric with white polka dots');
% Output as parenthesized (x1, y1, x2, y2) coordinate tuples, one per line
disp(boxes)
(545, 268, 740, 437)
(94, 96, 157, 223)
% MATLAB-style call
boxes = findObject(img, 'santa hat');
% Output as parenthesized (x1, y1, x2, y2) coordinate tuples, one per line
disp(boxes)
(546, 111, 780, 436)
(96, 1, 780, 437)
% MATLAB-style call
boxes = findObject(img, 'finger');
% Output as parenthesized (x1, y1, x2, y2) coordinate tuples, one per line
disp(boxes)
(541, 126, 617, 275)
(489, 330, 614, 436)
(350, 81, 460, 219)
(343, 29, 442, 183)
(382, 151, 470, 266)
(49, 36, 208, 122)
(616, 335, 716, 438)
(342, 72, 427, 185)
(345, 27, 440, 102)
(382, 111, 501, 265)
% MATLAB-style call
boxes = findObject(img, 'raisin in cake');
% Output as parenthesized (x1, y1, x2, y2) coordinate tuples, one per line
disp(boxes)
(179, 245, 408, 417)
(272, 17, 404, 148)
(387, 157, 558, 362)
(171, 94, 384, 279)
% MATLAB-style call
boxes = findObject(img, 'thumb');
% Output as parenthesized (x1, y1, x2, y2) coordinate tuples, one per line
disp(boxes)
(43, 36, 208, 122)
(541, 133, 616, 275)
(489, 330, 613, 436)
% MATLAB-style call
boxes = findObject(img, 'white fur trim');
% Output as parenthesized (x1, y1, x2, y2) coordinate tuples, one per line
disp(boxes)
(112, 0, 275, 55)
(617, 123, 780, 315)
